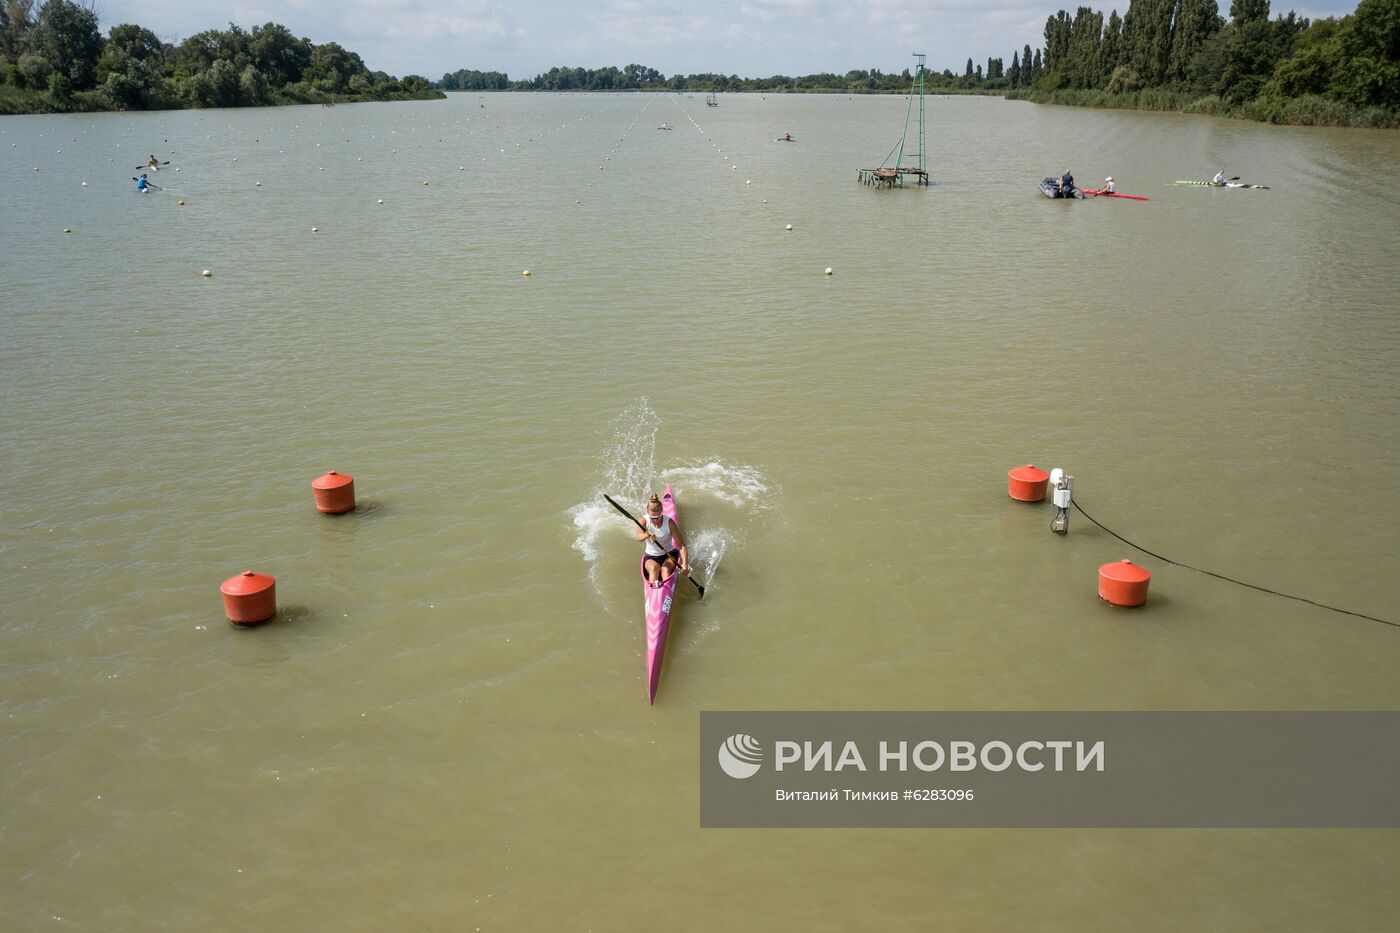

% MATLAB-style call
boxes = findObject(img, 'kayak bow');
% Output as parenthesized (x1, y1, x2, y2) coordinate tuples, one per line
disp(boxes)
(1082, 188, 1149, 200)
(641, 485, 680, 705)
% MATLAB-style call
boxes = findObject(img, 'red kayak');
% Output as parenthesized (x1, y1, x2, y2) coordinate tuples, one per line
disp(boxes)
(641, 485, 680, 704)
(1082, 188, 1149, 201)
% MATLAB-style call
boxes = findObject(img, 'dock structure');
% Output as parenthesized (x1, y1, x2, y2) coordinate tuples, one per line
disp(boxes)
(857, 166, 929, 188)
(860, 53, 930, 189)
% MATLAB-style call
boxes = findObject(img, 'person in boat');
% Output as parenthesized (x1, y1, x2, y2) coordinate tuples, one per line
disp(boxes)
(147, 155, 160, 169)
(1212, 169, 1227, 185)
(135, 174, 149, 192)
(635, 492, 689, 588)
(1059, 170, 1075, 195)
(781, 133, 793, 142)
(1104, 176, 1115, 194)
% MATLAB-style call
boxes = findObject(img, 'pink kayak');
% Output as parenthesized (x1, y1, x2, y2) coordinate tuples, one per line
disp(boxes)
(641, 485, 680, 704)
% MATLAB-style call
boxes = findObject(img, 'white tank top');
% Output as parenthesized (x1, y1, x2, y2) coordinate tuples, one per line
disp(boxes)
(644, 512, 674, 557)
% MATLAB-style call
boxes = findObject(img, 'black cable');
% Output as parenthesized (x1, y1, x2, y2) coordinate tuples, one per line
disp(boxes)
(1071, 500, 1399, 629)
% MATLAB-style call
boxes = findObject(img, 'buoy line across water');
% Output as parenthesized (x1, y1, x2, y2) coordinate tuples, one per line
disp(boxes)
(1070, 500, 1398, 628)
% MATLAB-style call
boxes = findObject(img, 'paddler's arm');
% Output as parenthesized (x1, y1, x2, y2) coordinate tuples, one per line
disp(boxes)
(670, 521, 689, 573)
(634, 523, 653, 542)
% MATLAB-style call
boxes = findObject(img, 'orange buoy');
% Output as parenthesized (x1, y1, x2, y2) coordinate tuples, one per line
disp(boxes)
(221, 571, 277, 624)
(1098, 559, 1151, 607)
(1007, 464, 1049, 502)
(312, 470, 356, 514)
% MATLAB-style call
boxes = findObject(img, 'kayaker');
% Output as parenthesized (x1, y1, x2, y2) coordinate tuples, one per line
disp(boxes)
(1104, 176, 1115, 194)
(781, 132, 793, 141)
(1212, 169, 1227, 185)
(636, 493, 689, 588)
(147, 155, 160, 169)
(136, 174, 149, 192)
(1060, 169, 1074, 195)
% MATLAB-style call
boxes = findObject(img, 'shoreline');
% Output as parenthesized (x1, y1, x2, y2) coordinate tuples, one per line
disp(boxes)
(1005, 86, 1399, 130)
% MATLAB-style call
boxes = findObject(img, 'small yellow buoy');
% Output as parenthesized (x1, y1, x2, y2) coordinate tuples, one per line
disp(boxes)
(311, 227, 319, 233)
(522, 270, 531, 277)
(422, 181, 429, 186)
(201, 270, 212, 277)
(785, 224, 793, 231)
(178, 200, 185, 206)
(63, 228, 72, 234)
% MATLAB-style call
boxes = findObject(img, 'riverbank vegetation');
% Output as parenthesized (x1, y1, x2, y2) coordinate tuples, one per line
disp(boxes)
(1006, 0, 1399, 127)
(0, 1, 441, 114)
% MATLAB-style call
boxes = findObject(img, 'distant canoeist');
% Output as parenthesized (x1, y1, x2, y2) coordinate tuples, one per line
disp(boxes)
(780, 132, 794, 142)
(1212, 169, 1227, 185)
(636, 492, 689, 588)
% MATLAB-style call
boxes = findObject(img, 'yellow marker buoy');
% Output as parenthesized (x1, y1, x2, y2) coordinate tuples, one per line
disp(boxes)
(785, 224, 793, 231)
(178, 199, 185, 205)
(422, 181, 429, 186)
(311, 227, 319, 233)
(63, 228, 72, 234)
(201, 270, 212, 277)
(522, 270, 531, 277)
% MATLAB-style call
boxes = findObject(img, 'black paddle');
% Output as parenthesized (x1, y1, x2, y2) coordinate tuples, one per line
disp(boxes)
(603, 494, 704, 599)
(135, 161, 169, 169)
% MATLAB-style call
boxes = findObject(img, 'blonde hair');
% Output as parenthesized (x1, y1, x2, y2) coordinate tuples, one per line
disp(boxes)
(646, 493, 662, 514)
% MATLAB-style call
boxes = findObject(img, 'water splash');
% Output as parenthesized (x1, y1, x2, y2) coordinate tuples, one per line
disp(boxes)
(568, 401, 771, 603)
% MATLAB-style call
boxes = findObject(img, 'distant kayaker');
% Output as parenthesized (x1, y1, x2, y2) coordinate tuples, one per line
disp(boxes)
(136, 174, 149, 192)
(1060, 170, 1075, 195)
(1104, 176, 1115, 194)
(781, 133, 793, 142)
(636, 493, 689, 588)
(147, 155, 160, 169)
(1212, 169, 1227, 185)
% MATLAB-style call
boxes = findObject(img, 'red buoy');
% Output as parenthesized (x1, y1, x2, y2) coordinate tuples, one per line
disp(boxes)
(312, 470, 356, 514)
(220, 571, 277, 625)
(1098, 559, 1151, 607)
(1007, 464, 1049, 502)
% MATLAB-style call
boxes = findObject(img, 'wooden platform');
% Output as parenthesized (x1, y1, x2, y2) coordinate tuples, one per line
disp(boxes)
(857, 167, 929, 188)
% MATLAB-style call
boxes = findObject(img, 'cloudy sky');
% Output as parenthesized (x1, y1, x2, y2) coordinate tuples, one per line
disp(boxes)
(96, 0, 1357, 82)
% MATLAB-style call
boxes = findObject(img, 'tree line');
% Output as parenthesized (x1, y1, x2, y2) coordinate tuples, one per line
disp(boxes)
(438, 64, 1038, 94)
(0, 0, 442, 113)
(1011, 0, 1398, 125)
(437, 0, 1395, 126)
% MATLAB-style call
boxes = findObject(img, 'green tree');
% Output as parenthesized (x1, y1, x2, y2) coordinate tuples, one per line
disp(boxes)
(29, 0, 102, 89)
(247, 22, 309, 86)
(100, 53, 163, 108)
(2, 0, 35, 62)
(1170, 0, 1222, 83)
(107, 23, 162, 62)
(238, 63, 269, 103)
(1332, 0, 1400, 107)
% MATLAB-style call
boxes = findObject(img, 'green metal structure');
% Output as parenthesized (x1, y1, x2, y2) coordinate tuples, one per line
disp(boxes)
(859, 53, 930, 188)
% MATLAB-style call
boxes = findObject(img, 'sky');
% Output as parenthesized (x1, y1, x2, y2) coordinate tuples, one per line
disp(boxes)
(95, 0, 1360, 82)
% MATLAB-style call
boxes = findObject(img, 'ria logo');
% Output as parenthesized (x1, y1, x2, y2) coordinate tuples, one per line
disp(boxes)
(718, 733, 763, 779)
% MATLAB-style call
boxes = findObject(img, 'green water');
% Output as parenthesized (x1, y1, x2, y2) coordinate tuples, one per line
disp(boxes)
(2, 93, 1398, 930)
